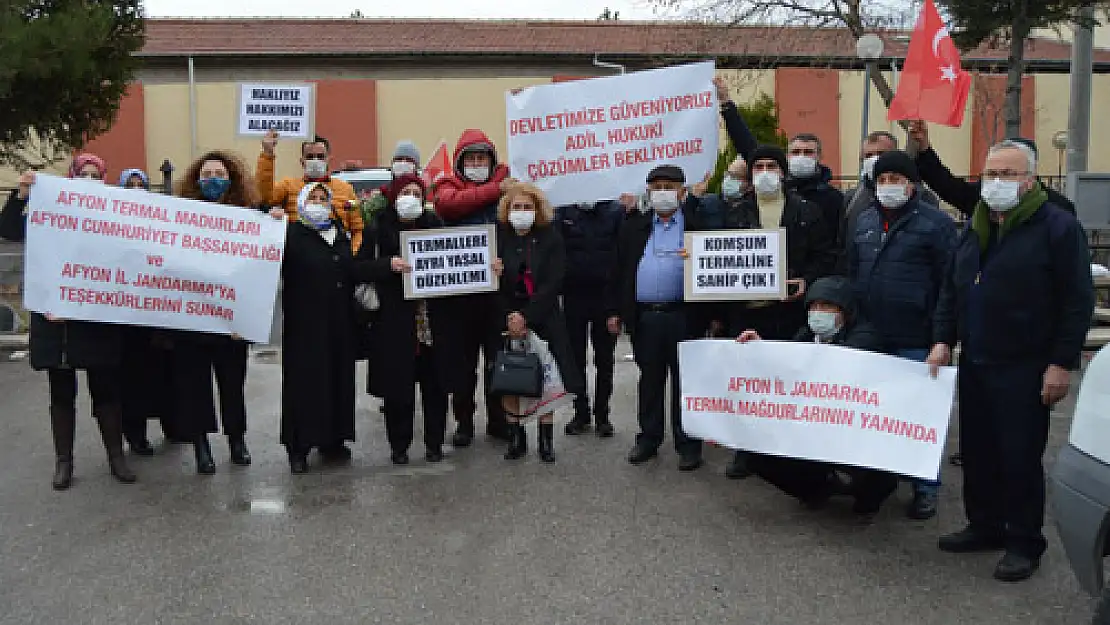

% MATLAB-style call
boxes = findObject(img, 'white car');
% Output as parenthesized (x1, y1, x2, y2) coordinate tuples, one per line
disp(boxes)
(1051, 344, 1110, 622)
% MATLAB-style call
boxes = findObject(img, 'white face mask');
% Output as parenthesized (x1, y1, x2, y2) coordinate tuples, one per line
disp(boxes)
(752, 171, 781, 196)
(392, 161, 417, 177)
(463, 166, 490, 183)
(304, 158, 328, 179)
(395, 195, 424, 220)
(981, 178, 1023, 212)
(788, 155, 817, 178)
(509, 210, 535, 231)
(301, 202, 331, 226)
(875, 183, 910, 209)
(650, 189, 680, 214)
(721, 176, 744, 199)
(860, 155, 880, 181)
(808, 310, 841, 339)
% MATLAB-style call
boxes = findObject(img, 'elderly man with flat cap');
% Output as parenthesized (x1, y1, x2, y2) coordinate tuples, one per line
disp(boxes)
(606, 164, 714, 471)
(846, 150, 957, 520)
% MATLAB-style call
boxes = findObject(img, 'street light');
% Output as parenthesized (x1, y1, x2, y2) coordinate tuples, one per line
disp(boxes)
(1052, 130, 1068, 181)
(856, 34, 885, 146)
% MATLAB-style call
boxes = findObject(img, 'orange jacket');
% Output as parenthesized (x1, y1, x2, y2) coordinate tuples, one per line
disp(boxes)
(256, 152, 363, 251)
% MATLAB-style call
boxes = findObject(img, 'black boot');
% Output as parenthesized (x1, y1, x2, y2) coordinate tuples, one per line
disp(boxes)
(194, 435, 216, 475)
(50, 405, 76, 490)
(504, 423, 527, 460)
(287, 448, 308, 474)
(538, 423, 555, 463)
(94, 405, 136, 484)
(452, 416, 475, 448)
(228, 435, 251, 466)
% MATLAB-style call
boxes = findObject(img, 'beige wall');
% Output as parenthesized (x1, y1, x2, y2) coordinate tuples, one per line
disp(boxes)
(376, 76, 553, 168)
(837, 69, 972, 177)
(714, 69, 775, 150)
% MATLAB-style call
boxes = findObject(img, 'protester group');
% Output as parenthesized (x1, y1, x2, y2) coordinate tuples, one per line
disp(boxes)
(0, 72, 1094, 585)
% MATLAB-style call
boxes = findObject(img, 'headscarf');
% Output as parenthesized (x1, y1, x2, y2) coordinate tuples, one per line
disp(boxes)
(385, 173, 427, 206)
(296, 182, 333, 221)
(118, 168, 150, 189)
(67, 153, 107, 179)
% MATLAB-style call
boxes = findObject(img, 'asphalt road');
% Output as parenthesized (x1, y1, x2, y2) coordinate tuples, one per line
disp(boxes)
(0, 341, 1095, 624)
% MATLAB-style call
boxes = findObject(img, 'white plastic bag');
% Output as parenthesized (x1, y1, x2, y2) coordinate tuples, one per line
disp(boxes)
(517, 330, 575, 419)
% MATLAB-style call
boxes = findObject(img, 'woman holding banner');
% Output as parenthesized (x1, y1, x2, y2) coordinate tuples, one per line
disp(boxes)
(495, 183, 585, 463)
(358, 174, 451, 465)
(1, 155, 137, 489)
(172, 152, 258, 474)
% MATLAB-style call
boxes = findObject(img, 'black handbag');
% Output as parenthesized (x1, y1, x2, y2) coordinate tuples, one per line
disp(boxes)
(489, 340, 544, 398)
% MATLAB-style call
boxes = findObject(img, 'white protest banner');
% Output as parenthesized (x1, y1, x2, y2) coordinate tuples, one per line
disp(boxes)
(505, 61, 719, 206)
(684, 229, 787, 301)
(678, 339, 957, 479)
(23, 175, 285, 343)
(237, 83, 315, 139)
(399, 225, 498, 300)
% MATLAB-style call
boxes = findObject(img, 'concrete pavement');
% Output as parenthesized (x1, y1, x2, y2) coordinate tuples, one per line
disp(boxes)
(0, 341, 1095, 624)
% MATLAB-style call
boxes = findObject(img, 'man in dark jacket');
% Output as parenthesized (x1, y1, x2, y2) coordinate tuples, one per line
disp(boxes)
(737, 275, 899, 518)
(786, 133, 845, 250)
(846, 150, 957, 520)
(720, 145, 839, 479)
(842, 131, 940, 256)
(555, 199, 623, 437)
(927, 140, 1093, 582)
(908, 120, 1077, 216)
(606, 165, 709, 472)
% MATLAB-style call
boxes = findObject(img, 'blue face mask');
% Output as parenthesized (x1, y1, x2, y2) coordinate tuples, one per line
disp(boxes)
(198, 177, 231, 202)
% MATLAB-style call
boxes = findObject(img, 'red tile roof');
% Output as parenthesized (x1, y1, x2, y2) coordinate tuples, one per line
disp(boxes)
(139, 18, 1110, 65)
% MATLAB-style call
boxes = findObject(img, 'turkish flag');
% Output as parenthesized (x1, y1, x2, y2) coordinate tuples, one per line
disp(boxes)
(422, 140, 452, 187)
(887, 0, 972, 127)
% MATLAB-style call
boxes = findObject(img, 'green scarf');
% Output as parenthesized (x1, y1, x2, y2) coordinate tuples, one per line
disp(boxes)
(970, 182, 1047, 252)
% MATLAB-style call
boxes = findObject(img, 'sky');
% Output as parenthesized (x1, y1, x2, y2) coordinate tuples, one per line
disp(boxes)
(142, 0, 666, 20)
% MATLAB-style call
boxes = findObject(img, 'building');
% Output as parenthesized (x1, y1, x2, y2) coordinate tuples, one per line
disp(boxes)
(4, 18, 1110, 188)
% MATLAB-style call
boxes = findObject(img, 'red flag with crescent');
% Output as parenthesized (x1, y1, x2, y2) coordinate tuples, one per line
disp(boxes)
(888, 0, 972, 127)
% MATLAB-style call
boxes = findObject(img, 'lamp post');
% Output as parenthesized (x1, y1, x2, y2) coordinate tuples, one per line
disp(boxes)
(856, 34, 885, 145)
(1052, 131, 1068, 184)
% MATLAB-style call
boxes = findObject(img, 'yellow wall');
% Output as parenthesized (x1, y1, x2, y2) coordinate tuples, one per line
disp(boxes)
(144, 82, 307, 189)
(714, 69, 775, 151)
(376, 76, 553, 169)
(837, 69, 972, 177)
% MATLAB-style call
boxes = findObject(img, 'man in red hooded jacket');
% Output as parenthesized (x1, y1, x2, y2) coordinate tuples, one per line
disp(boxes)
(433, 130, 517, 446)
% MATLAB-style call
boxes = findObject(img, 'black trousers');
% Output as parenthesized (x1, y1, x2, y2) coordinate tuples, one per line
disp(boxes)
(748, 454, 898, 508)
(48, 367, 121, 411)
(958, 359, 1050, 558)
(173, 338, 248, 439)
(631, 307, 700, 456)
(121, 330, 180, 440)
(450, 323, 507, 435)
(384, 348, 448, 454)
(564, 292, 616, 423)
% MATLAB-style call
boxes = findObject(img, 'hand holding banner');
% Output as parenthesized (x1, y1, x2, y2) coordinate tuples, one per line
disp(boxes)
(679, 339, 957, 479)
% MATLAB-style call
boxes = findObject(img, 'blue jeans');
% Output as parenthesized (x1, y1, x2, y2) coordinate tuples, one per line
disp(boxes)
(896, 348, 941, 497)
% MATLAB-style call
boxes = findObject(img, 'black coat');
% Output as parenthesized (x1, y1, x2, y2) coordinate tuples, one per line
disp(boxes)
(358, 210, 447, 399)
(916, 147, 1076, 217)
(934, 200, 1093, 369)
(723, 191, 837, 287)
(553, 201, 622, 294)
(280, 220, 367, 448)
(497, 223, 565, 329)
(788, 165, 845, 250)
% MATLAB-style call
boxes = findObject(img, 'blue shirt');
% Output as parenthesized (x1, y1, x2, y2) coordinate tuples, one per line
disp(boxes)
(635, 210, 685, 303)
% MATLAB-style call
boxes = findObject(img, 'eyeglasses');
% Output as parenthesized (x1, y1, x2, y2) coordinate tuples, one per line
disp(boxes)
(77, 173, 102, 180)
(304, 154, 328, 161)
